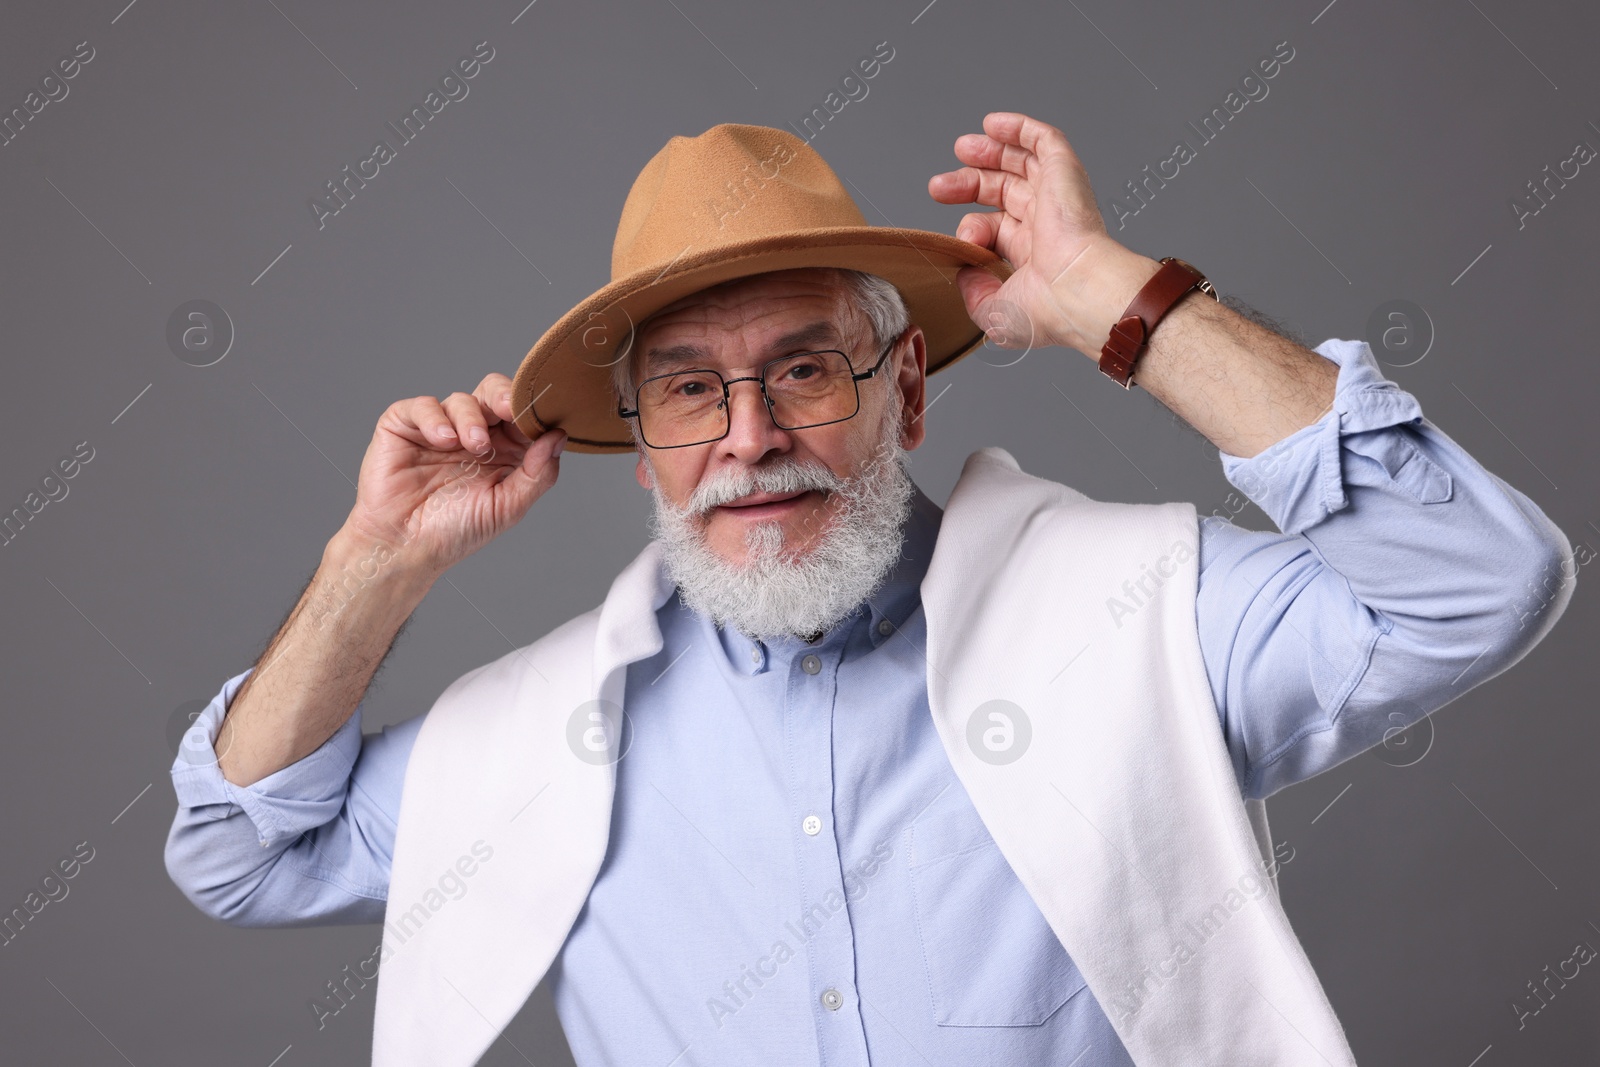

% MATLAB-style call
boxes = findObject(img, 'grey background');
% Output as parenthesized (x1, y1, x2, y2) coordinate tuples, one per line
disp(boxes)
(0, 0, 1595, 1063)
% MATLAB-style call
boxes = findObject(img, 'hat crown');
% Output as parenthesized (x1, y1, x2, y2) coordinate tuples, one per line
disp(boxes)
(611, 124, 869, 281)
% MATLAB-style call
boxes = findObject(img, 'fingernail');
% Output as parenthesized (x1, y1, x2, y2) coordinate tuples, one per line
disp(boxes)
(498, 392, 512, 407)
(439, 425, 457, 438)
(553, 432, 567, 456)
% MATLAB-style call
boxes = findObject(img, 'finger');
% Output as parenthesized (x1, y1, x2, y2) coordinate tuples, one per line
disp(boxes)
(485, 420, 533, 458)
(927, 168, 976, 204)
(489, 388, 534, 447)
(954, 265, 1006, 331)
(960, 210, 1030, 269)
(981, 111, 1081, 167)
(966, 211, 1030, 265)
(928, 165, 1034, 219)
(440, 391, 494, 454)
(385, 396, 466, 451)
(496, 417, 533, 450)
(961, 269, 1035, 352)
(494, 426, 567, 516)
(471, 373, 521, 426)
(955, 211, 1003, 250)
(952, 132, 1034, 179)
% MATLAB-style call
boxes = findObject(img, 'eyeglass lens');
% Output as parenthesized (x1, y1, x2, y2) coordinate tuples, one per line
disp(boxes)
(637, 351, 859, 448)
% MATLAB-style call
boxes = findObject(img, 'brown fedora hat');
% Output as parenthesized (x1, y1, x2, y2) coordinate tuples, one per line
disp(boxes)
(508, 122, 1013, 454)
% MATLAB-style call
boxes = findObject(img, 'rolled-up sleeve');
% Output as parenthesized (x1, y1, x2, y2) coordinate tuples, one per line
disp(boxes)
(163, 667, 419, 926)
(1196, 338, 1576, 799)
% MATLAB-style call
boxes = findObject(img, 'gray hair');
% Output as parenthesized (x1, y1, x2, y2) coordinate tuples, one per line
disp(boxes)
(610, 268, 909, 426)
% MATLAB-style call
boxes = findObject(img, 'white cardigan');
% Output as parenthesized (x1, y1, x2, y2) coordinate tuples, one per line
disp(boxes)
(371, 446, 1359, 1066)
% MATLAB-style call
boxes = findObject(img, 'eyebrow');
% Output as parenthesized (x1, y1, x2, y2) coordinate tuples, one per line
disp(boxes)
(641, 320, 843, 376)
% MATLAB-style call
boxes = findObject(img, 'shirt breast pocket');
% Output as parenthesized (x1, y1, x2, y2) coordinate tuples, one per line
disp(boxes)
(907, 803, 1087, 1027)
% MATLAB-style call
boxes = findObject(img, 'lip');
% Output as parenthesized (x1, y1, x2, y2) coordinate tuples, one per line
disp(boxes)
(716, 489, 814, 516)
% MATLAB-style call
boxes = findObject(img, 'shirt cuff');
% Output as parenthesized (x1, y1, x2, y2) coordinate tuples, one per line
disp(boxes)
(168, 667, 365, 847)
(1220, 338, 1427, 536)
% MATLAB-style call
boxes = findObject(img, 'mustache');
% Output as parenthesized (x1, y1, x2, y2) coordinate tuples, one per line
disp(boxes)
(681, 459, 845, 517)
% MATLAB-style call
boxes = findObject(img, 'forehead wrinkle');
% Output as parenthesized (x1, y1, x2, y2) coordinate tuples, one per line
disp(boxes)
(641, 318, 845, 375)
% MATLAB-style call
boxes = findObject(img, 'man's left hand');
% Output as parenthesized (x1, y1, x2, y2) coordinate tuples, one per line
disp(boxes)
(929, 111, 1162, 357)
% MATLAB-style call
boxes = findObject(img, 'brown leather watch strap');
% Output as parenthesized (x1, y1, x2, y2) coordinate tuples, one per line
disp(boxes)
(1099, 257, 1217, 388)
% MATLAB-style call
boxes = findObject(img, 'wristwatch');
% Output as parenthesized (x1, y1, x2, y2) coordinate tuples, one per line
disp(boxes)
(1098, 257, 1218, 388)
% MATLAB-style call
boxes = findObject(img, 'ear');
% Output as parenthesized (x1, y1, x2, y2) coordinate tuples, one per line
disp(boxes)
(634, 449, 653, 489)
(896, 326, 929, 452)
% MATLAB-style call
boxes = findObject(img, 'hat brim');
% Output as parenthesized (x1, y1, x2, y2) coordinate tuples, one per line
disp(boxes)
(509, 227, 1013, 454)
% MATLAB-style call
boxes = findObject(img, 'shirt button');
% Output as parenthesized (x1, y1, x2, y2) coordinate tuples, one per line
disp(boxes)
(801, 654, 821, 675)
(750, 647, 761, 665)
(877, 618, 893, 636)
(821, 988, 843, 1011)
(802, 814, 822, 836)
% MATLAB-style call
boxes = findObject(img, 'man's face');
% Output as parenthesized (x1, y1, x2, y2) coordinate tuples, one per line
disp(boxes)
(629, 268, 927, 567)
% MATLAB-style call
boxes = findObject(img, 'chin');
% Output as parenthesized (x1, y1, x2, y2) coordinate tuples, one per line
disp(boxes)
(715, 533, 814, 569)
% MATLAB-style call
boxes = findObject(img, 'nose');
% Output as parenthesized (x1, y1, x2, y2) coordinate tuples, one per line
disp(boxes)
(718, 376, 791, 463)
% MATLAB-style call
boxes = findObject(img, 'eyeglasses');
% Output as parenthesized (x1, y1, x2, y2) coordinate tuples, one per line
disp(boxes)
(617, 338, 897, 449)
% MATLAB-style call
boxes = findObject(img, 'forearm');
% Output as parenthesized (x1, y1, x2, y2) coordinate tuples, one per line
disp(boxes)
(1192, 338, 1575, 797)
(216, 528, 437, 787)
(1049, 239, 1337, 458)
(166, 731, 389, 928)
(165, 665, 419, 925)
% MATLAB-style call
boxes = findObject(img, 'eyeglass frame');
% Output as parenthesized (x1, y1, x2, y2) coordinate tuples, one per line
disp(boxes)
(616, 335, 900, 449)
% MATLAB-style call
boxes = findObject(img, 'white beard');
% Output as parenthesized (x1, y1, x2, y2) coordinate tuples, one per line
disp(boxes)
(644, 395, 915, 642)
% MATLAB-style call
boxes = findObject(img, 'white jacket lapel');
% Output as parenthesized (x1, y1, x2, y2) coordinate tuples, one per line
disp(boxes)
(922, 447, 1356, 1066)
(371, 542, 673, 1067)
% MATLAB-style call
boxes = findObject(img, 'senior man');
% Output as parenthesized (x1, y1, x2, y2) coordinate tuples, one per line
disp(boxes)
(165, 115, 1573, 1067)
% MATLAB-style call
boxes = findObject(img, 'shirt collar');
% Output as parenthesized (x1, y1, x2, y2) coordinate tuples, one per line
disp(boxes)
(694, 480, 944, 675)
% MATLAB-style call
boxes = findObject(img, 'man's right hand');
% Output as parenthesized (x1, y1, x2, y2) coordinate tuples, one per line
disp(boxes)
(212, 372, 566, 787)
(336, 371, 568, 578)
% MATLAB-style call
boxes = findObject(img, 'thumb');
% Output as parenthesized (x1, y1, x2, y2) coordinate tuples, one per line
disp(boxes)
(957, 268, 1034, 350)
(955, 265, 1005, 329)
(495, 429, 566, 518)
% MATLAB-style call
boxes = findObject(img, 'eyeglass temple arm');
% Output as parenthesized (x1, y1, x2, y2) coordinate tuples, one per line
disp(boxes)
(851, 338, 899, 382)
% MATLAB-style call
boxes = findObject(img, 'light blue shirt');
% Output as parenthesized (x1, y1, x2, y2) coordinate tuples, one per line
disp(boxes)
(165, 339, 1573, 1065)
